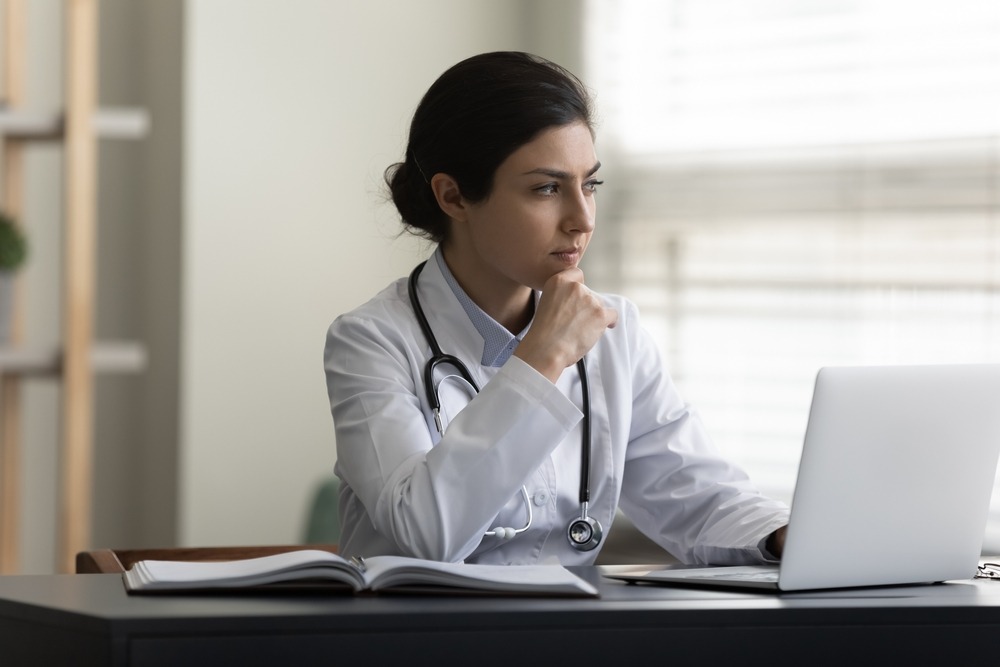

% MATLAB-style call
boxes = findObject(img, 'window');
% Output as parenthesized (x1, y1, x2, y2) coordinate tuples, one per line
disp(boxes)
(583, 0, 1000, 549)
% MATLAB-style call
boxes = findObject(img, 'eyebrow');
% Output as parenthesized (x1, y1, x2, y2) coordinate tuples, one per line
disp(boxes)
(522, 161, 602, 179)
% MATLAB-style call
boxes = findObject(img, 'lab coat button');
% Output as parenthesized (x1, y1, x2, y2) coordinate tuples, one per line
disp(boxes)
(532, 491, 549, 506)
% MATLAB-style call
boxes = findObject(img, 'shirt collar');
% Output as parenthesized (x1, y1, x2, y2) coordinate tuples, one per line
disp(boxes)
(434, 248, 531, 368)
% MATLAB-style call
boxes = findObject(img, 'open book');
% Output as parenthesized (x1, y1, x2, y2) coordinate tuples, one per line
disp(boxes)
(122, 549, 599, 597)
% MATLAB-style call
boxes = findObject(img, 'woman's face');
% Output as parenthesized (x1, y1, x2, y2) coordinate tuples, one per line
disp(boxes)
(449, 121, 602, 298)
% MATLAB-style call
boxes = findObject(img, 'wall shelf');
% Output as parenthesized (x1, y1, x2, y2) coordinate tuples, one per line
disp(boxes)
(0, 341, 148, 377)
(0, 107, 150, 140)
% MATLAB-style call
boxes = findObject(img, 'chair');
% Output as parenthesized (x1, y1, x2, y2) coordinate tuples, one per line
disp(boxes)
(78, 476, 345, 574)
(302, 476, 341, 544)
(76, 544, 339, 574)
(77, 479, 673, 573)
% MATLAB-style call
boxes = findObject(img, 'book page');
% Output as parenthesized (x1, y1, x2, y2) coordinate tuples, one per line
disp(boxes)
(362, 556, 598, 596)
(124, 549, 364, 591)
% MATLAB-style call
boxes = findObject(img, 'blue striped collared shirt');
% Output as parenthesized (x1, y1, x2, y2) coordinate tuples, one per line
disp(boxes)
(434, 248, 532, 368)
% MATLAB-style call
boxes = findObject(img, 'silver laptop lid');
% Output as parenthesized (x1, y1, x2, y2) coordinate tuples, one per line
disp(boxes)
(779, 364, 1000, 591)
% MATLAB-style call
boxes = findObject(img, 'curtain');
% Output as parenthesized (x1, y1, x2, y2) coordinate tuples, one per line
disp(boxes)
(582, 0, 1000, 549)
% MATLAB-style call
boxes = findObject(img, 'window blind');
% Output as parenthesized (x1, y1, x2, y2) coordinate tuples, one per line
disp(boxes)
(581, 0, 1000, 550)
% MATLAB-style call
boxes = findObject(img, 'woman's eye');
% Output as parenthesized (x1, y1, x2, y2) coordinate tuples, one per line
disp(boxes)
(534, 179, 604, 196)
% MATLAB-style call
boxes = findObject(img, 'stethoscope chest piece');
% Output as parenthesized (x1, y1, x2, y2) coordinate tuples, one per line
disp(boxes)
(567, 504, 603, 552)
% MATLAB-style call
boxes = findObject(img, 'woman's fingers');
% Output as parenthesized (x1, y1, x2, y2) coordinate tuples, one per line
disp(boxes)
(514, 269, 617, 382)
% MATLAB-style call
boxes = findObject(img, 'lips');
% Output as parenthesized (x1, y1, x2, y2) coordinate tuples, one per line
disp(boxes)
(552, 247, 582, 262)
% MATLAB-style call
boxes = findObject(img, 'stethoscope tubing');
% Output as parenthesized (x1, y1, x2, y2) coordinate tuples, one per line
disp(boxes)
(407, 260, 600, 550)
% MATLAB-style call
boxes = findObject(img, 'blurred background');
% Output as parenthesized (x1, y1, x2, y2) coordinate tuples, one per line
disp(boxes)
(2, 0, 998, 573)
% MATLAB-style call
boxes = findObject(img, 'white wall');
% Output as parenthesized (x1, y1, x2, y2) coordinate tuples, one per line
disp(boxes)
(179, 1, 532, 546)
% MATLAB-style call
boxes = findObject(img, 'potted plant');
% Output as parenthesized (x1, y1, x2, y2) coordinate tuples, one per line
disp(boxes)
(0, 210, 27, 344)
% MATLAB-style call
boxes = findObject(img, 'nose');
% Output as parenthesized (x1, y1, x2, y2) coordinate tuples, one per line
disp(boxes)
(563, 188, 595, 234)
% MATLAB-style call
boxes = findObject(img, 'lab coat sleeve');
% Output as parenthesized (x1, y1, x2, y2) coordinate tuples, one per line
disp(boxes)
(613, 301, 790, 565)
(325, 307, 582, 562)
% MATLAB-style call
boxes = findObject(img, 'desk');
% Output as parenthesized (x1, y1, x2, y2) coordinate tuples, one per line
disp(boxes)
(1, 570, 998, 666)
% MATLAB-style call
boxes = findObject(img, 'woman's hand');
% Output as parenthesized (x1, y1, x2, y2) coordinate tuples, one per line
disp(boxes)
(514, 267, 618, 383)
(766, 525, 788, 559)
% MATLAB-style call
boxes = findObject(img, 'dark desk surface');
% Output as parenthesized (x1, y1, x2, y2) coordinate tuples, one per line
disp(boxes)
(2, 568, 999, 666)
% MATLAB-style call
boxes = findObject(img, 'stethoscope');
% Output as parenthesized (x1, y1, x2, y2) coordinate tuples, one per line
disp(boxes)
(408, 261, 603, 552)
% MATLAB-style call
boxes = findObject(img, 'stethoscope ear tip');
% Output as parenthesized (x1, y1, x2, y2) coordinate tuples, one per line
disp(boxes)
(485, 527, 518, 540)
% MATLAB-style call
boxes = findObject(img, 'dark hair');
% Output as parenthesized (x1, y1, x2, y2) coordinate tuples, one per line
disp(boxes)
(385, 51, 594, 244)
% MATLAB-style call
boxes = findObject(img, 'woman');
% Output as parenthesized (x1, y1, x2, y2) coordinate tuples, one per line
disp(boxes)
(324, 51, 789, 565)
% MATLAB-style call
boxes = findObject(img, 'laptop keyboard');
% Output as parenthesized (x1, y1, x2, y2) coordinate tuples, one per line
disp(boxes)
(697, 570, 779, 582)
(671, 567, 780, 583)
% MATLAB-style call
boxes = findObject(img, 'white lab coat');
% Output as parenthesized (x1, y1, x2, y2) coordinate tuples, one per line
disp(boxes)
(324, 254, 789, 565)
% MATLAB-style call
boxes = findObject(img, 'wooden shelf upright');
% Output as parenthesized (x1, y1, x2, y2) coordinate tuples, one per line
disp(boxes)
(0, 0, 149, 573)
(0, 0, 27, 576)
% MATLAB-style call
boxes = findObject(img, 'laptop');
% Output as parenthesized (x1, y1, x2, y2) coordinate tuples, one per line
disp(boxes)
(608, 364, 1000, 592)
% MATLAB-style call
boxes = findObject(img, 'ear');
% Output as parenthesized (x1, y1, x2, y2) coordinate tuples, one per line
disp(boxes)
(430, 173, 469, 223)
